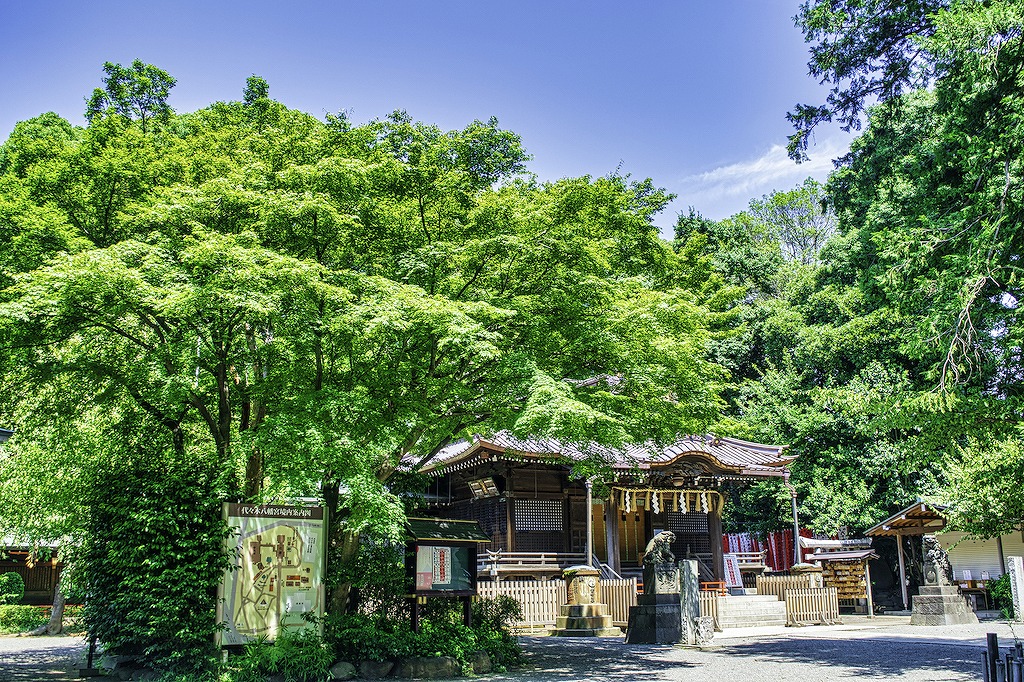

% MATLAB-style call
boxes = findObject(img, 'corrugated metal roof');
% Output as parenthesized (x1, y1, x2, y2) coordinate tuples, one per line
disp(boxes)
(421, 430, 792, 478)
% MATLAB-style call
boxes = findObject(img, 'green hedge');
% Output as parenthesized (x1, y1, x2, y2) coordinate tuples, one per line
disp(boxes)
(83, 448, 231, 677)
(0, 605, 46, 633)
(0, 572, 24, 605)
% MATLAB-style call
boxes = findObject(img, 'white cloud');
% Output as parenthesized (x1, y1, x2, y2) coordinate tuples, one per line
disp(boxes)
(675, 134, 853, 220)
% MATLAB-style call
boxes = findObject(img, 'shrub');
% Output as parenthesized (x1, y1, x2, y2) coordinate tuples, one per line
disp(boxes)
(326, 595, 522, 672)
(472, 596, 523, 669)
(326, 612, 416, 663)
(0, 572, 24, 605)
(82, 447, 231, 677)
(0, 605, 46, 633)
(990, 573, 1015, 619)
(229, 630, 334, 682)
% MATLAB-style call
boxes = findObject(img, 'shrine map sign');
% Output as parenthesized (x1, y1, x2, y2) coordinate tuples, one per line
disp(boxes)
(220, 504, 326, 645)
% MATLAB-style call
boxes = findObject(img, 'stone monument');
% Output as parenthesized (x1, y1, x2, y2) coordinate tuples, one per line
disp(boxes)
(1007, 556, 1023, 622)
(551, 565, 621, 637)
(626, 531, 683, 644)
(910, 535, 978, 626)
(679, 558, 713, 645)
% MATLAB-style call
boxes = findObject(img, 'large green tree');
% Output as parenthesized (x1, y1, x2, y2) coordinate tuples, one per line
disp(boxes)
(0, 63, 733, 631)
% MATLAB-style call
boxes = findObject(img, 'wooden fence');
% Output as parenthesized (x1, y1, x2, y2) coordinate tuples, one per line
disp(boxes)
(698, 590, 721, 631)
(784, 587, 840, 626)
(477, 578, 638, 631)
(755, 574, 813, 601)
(601, 578, 639, 628)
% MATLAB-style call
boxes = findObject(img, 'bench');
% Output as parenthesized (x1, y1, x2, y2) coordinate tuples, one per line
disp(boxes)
(478, 551, 588, 581)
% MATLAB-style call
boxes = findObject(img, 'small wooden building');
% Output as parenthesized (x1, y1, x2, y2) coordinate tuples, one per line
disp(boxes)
(419, 432, 794, 582)
(866, 501, 1024, 611)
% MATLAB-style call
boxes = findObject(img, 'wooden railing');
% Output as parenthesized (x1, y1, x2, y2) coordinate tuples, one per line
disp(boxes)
(698, 590, 721, 631)
(478, 551, 588, 581)
(784, 587, 840, 626)
(756, 574, 813, 601)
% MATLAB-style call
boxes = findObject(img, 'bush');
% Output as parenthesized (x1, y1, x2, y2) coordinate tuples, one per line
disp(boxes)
(229, 630, 334, 682)
(326, 612, 416, 663)
(472, 596, 523, 669)
(0, 572, 24, 605)
(82, 447, 231, 677)
(0, 605, 46, 633)
(990, 573, 1015, 618)
(326, 595, 522, 672)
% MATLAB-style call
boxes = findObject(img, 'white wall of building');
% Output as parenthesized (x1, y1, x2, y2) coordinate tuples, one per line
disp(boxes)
(938, 530, 1024, 580)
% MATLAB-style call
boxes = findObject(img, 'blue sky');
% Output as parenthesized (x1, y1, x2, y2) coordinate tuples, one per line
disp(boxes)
(0, 1, 852, 235)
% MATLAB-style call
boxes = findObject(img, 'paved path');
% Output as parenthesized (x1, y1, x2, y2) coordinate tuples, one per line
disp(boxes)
(2, 617, 1019, 681)
(0, 635, 85, 682)
(492, 617, 1020, 682)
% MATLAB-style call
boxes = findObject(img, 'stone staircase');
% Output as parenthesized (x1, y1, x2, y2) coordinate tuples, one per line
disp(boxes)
(716, 594, 787, 629)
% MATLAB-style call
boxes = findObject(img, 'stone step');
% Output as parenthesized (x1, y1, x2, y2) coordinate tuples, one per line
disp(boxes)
(718, 595, 782, 604)
(719, 618, 787, 629)
(555, 615, 614, 629)
(716, 595, 787, 629)
(718, 608, 787, 619)
(552, 627, 623, 637)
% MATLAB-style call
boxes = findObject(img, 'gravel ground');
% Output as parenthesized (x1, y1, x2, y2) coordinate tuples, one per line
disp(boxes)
(1, 617, 1019, 681)
(492, 617, 1022, 682)
(0, 635, 86, 682)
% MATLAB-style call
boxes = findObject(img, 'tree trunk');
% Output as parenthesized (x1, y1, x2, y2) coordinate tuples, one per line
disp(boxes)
(29, 572, 65, 636)
(323, 478, 361, 617)
(47, 579, 66, 635)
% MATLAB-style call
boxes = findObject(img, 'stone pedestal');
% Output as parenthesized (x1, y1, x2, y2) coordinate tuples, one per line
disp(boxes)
(551, 566, 621, 637)
(911, 535, 978, 626)
(626, 562, 682, 644)
(625, 593, 682, 644)
(910, 585, 979, 625)
(791, 563, 824, 588)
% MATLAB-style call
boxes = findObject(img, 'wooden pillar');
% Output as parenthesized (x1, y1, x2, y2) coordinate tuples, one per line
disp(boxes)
(896, 532, 908, 610)
(606, 492, 621, 575)
(864, 559, 875, 618)
(505, 467, 515, 551)
(505, 496, 515, 551)
(585, 479, 594, 567)
(709, 493, 724, 582)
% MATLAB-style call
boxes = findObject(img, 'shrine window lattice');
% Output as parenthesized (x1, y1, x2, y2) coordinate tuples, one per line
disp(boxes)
(665, 511, 711, 555)
(515, 499, 563, 532)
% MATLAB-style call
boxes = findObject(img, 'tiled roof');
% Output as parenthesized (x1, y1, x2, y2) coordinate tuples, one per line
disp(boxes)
(421, 430, 792, 478)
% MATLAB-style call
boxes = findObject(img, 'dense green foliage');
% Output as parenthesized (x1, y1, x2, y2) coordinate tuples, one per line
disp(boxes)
(0, 572, 24, 605)
(989, 573, 1015, 619)
(229, 596, 522, 681)
(719, 0, 1024, 536)
(0, 605, 45, 633)
(82, 446, 230, 676)
(0, 61, 730, 671)
(1, 0, 1022, 666)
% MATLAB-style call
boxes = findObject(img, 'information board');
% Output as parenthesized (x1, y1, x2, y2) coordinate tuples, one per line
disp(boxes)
(414, 544, 474, 592)
(723, 553, 743, 588)
(219, 504, 326, 645)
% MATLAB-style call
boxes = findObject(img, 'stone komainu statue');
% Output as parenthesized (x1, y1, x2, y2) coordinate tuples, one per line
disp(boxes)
(923, 534, 954, 585)
(642, 530, 676, 566)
